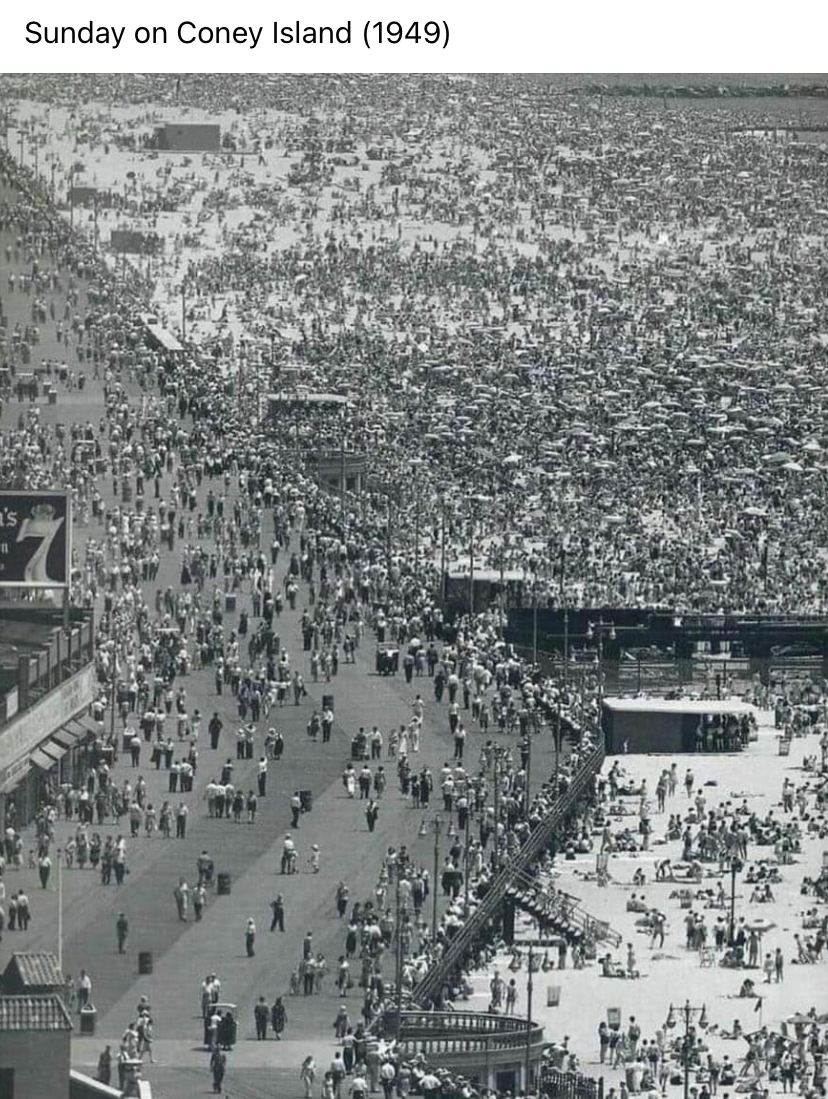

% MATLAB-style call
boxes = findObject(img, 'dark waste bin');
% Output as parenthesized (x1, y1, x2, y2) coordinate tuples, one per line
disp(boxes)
(48, 389, 57, 405)
(217, 872, 232, 895)
(138, 951, 153, 975)
(79, 1004, 97, 1035)
(299, 789, 312, 813)
(225, 593, 237, 613)
(322, 694, 334, 712)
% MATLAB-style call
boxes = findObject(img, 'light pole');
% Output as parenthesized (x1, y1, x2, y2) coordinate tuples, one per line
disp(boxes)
(665, 1001, 708, 1099)
(728, 856, 743, 946)
(530, 554, 542, 667)
(524, 941, 535, 1093)
(586, 619, 616, 727)
(560, 535, 570, 686)
(468, 516, 475, 618)
(394, 849, 409, 1035)
(492, 745, 505, 871)
(431, 816, 442, 943)
(57, 848, 63, 971)
(463, 802, 472, 910)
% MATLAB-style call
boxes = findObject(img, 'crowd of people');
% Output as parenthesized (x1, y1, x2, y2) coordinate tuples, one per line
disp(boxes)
(2, 74, 828, 1099)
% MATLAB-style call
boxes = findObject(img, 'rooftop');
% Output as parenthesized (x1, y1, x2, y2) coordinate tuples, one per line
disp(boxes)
(2, 951, 65, 993)
(602, 696, 754, 715)
(0, 994, 73, 1032)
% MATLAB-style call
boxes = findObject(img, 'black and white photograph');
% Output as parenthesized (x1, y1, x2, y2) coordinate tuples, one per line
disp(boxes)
(0, 72, 827, 1099)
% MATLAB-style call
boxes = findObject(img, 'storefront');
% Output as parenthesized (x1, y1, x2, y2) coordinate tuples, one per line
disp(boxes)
(0, 664, 96, 827)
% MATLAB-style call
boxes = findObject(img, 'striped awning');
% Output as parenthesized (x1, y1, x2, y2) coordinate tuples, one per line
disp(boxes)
(51, 719, 91, 749)
(30, 748, 58, 771)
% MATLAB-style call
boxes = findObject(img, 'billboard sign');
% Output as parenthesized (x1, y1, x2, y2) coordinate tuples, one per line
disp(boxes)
(0, 491, 71, 587)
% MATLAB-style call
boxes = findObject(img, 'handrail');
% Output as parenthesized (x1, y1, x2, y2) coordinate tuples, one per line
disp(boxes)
(506, 874, 622, 948)
(413, 745, 605, 1005)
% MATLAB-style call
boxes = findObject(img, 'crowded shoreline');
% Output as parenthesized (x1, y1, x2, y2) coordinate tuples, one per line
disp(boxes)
(0, 74, 827, 1099)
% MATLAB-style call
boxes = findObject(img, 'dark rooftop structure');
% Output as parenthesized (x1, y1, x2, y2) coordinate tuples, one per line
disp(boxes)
(2, 952, 65, 995)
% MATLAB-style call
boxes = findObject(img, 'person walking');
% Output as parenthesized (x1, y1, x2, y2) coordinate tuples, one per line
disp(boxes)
(271, 996, 287, 1040)
(245, 917, 256, 957)
(270, 894, 285, 932)
(210, 1047, 226, 1093)
(173, 879, 189, 921)
(38, 852, 52, 889)
(254, 996, 269, 1040)
(97, 1045, 112, 1085)
(116, 913, 129, 954)
(194, 883, 206, 921)
(300, 1055, 317, 1098)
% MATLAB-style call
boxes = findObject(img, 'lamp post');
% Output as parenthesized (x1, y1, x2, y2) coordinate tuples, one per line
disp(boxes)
(728, 856, 743, 946)
(665, 1001, 708, 1099)
(524, 941, 535, 1093)
(560, 535, 570, 687)
(431, 816, 442, 943)
(394, 849, 410, 1036)
(468, 516, 475, 619)
(492, 745, 505, 871)
(586, 619, 616, 727)
(530, 555, 542, 667)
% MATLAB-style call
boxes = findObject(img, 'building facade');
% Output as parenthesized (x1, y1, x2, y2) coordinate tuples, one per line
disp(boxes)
(0, 607, 96, 827)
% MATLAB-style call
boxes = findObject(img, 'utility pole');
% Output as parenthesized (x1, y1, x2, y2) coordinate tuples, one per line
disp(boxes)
(524, 942, 534, 1092)
(394, 858, 405, 1035)
(414, 489, 421, 576)
(468, 517, 475, 618)
(440, 506, 447, 604)
(339, 413, 346, 508)
(532, 561, 539, 666)
(524, 716, 533, 815)
(57, 849, 63, 971)
(728, 857, 743, 945)
(431, 817, 442, 943)
(492, 749, 501, 871)
(560, 540, 569, 686)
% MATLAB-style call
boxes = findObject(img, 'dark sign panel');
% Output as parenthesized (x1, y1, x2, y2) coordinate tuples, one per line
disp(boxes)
(0, 491, 71, 587)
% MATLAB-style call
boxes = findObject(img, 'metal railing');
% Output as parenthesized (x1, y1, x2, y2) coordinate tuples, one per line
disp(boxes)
(506, 869, 621, 948)
(413, 744, 605, 1005)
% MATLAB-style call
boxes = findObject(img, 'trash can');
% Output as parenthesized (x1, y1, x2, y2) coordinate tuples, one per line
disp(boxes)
(217, 872, 232, 895)
(225, 593, 237, 614)
(48, 389, 57, 405)
(79, 1004, 97, 1035)
(322, 694, 334, 712)
(122, 733, 132, 753)
(122, 481, 133, 504)
(300, 789, 313, 813)
(138, 951, 153, 975)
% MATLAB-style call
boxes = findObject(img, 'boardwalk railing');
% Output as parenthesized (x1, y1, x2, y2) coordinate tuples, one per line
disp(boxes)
(390, 1009, 545, 1059)
(413, 744, 605, 1005)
